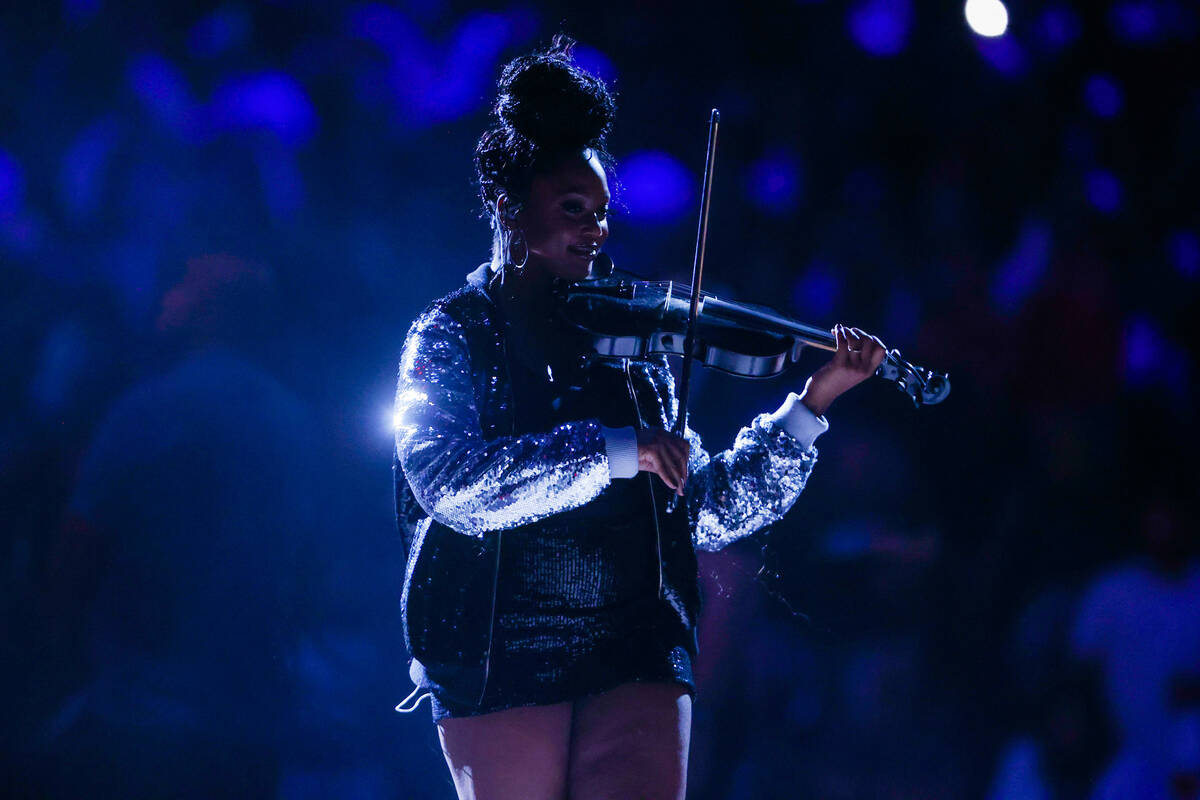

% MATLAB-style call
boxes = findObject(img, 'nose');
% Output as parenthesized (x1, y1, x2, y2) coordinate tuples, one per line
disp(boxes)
(582, 212, 605, 238)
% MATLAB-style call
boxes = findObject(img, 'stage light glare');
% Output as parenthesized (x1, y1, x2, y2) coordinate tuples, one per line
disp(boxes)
(965, 0, 1009, 37)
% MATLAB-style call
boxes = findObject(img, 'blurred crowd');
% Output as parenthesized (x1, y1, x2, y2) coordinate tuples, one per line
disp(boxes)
(2, 0, 1197, 797)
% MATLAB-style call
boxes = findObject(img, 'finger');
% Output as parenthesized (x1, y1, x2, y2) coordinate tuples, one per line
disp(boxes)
(672, 453, 686, 495)
(669, 434, 690, 467)
(663, 451, 684, 493)
(846, 327, 865, 349)
(833, 324, 848, 361)
(647, 444, 678, 491)
(674, 452, 689, 489)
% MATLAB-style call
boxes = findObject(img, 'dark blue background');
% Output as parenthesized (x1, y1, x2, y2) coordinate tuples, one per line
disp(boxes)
(3, 0, 1197, 796)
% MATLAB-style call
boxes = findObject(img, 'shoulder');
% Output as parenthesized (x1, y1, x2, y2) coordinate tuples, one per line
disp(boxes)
(405, 284, 494, 348)
(400, 283, 499, 384)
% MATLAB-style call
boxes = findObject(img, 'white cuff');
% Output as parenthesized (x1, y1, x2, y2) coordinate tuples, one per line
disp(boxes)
(602, 425, 640, 479)
(766, 392, 829, 450)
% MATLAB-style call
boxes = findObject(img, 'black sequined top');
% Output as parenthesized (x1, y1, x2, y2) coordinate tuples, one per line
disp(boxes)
(394, 264, 820, 719)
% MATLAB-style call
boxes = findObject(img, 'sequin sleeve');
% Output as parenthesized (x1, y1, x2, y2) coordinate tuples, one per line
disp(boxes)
(645, 356, 819, 552)
(395, 307, 611, 538)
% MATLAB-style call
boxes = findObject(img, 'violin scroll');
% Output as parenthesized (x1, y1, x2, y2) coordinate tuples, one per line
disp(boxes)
(875, 349, 951, 407)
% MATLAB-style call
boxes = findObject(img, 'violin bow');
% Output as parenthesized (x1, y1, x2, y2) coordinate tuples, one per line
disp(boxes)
(667, 108, 720, 513)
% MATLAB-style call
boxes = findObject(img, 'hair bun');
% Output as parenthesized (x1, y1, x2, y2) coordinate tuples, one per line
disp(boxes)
(494, 35, 615, 151)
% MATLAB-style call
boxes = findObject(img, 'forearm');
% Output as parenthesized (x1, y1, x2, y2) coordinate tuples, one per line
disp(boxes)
(397, 306, 613, 536)
(687, 413, 820, 551)
(398, 418, 611, 537)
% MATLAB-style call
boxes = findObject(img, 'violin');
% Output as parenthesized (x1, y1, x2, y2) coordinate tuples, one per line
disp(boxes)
(552, 261, 951, 408)
(554, 109, 948, 512)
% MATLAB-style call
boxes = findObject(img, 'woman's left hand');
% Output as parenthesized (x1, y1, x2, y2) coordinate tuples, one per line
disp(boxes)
(800, 324, 887, 417)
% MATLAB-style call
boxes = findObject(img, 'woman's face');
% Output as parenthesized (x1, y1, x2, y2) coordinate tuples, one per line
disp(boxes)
(516, 149, 610, 282)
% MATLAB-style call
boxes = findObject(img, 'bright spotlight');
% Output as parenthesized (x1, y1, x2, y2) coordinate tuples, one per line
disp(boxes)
(965, 0, 1009, 37)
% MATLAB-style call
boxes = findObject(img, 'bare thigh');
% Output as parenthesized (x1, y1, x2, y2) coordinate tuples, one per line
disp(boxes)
(437, 701, 574, 800)
(566, 682, 692, 800)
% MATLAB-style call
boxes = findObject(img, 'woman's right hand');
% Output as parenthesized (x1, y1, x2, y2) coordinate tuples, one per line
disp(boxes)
(636, 428, 690, 496)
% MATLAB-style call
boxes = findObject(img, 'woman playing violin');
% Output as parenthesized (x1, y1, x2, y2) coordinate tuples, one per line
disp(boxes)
(393, 35, 887, 800)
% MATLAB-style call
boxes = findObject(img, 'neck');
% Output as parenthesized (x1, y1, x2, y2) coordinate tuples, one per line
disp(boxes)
(495, 259, 557, 318)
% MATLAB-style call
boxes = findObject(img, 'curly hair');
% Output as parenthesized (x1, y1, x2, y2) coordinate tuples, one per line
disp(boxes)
(475, 34, 616, 225)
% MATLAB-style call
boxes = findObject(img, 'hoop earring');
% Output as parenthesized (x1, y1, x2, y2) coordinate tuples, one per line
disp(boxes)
(509, 228, 529, 270)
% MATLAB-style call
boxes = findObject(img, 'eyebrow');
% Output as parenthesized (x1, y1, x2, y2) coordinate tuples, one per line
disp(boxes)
(560, 184, 610, 201)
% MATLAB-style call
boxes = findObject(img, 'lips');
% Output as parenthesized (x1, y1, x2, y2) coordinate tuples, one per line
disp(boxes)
(567, 243, 598, 259)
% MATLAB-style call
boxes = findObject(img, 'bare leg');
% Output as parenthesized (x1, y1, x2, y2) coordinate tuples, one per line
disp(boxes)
(437, 701, 574, 800)
(566, 682, 691, 800)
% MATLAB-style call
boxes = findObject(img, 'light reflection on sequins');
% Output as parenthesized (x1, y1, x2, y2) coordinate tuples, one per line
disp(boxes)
(394, 282, 818, 548)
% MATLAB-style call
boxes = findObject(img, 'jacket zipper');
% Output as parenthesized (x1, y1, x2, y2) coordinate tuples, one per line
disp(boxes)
(623, 358, 664, 599)
(477, 321, 510, 709)
(477, 531, 501, 708)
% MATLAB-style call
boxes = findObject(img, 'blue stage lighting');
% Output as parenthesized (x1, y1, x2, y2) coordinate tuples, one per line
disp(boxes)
(1168, 231, 1199, 279)
(791, 262, 841, 319)
(848, 0, 912, 57)
(991, 218, 1052, 315)
(883, 285, 921, 342)
(975, 35, 1027, 76)
(59, 117, 122, 223)
(571, 44, 618, 85)
(1085, 169, 1122, 214)
(208, 72, 317, 146)
(188, 7, 252, 59)
(0, 148, 21, 217)
(747, 151, 803, 214)
(1084, 74, 1124, 118)
(127, 54, 192, 131)
(965, 0, 1009, 37)
(618, 151, 694, 223)
(1034, 5, 1082, 51)
(1108, 0, 1169, 45)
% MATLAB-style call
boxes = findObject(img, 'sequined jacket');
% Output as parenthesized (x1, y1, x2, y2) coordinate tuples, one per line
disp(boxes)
(393, 264, 819, 708)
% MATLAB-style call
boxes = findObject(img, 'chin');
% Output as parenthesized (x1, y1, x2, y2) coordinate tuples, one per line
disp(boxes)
(555, 259, 592, 281)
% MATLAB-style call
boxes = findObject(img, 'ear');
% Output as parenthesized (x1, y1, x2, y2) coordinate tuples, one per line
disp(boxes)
(495, 192, 520, 229)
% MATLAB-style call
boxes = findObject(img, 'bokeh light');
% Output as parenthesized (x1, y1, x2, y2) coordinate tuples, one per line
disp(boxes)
(0, 148, 22, 218)
(571, 44, 618, 85)
(1109, 0, 1168, 44)
(791, 261, 842, 319)
(1084, 74, 1125, 118)
(746, 150, 803, 214)
(617, 151, 694, 223)
(848, 0, 912, 56)
(1034, 4, 1082, 51)
(206, 71, 318, 146)
(188, 6, 252, 59)
(883, 285, 920, 343)
(1121, 313, 1188, 395)
(1168, 230, 1199, 279)
(975, 35, 1026, 76)
(1085, 169, 1123, 214)
(991, 218, 1052, 315)
(59, 116, 122, 223)
(127, 54, 193, 132)
(965, 0, 1009, 37)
